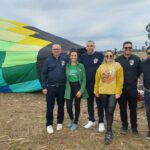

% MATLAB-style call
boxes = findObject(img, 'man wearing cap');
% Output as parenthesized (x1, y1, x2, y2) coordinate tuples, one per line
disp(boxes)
(41, 44, 68, 134)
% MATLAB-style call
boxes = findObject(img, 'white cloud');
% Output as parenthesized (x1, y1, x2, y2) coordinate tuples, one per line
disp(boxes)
(0, 0, 150, 50)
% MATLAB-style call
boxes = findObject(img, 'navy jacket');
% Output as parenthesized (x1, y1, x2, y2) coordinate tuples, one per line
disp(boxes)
(41, 54, 68, 89)
(116, 54, 141, 88)
(140, 58, 150, 91)
(80, 51, 104, 84)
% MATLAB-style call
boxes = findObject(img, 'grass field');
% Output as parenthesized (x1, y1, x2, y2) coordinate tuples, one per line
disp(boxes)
(133, 51, 147, 58)
(0, 93, 150, 150)
(116, 51, 147, 59)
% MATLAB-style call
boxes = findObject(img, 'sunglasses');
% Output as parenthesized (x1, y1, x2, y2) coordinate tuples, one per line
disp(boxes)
(147, 52, 150, 55)
(124, 47, 132, 50)
(105, 55, 113, 58)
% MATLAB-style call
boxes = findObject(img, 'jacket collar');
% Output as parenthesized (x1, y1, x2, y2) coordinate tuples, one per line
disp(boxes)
(68, 61, 80, 65)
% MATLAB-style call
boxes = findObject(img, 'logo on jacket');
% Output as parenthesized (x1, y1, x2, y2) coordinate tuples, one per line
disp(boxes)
(101, 68, 116, 83)
(94, 58, 98, 64)
(61, 60, 65, 66)
(129, 59, 134, 66)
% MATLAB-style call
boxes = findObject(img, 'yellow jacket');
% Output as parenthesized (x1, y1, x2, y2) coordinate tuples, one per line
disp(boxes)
(94, 62, 124, 95)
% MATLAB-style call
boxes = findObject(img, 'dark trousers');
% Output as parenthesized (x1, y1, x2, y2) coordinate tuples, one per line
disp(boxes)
(144, 90, 150, 130)
(66, 82, 81, 124)
(100, 94, 117, 133)
(46, 85, 65, 126)
(86, 83, 104, 123)
(118, 87, 138, 129)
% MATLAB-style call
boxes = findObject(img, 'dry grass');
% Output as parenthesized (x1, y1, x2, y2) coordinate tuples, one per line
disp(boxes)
(0, 93, 150, 150)
(132, 52, 147, 58)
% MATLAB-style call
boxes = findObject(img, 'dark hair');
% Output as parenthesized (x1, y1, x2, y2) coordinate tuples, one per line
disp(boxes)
(146, 46, 150, 52)
(123, 41, 132, 47)
(69, 48, 79, 57)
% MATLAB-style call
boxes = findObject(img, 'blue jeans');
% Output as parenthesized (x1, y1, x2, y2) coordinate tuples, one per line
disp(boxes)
(144, 90, 150, 129)
(86, 83, 104, 123)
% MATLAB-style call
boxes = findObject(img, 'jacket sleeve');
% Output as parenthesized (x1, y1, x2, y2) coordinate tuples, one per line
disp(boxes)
(115, 63, 124, 95)
(139, 61, 143, 74)
(94, 67, 101, 95)
(65, 64, 69, 84)
(80, 65, 86, 94)
(137, 58, 142, 77)
(41, 59, 49, 89)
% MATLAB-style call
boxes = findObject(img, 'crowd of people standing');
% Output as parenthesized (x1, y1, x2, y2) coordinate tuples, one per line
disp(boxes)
(41, 41, 150, 145)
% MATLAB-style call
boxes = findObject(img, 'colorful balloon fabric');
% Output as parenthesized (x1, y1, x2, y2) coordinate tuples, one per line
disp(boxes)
(0, 17, 83, 92)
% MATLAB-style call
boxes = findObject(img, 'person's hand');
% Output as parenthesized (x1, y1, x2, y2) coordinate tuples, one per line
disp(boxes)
(76, 91, 82, 98)
(42, 89, 47, 95)
(95, 94, 100, 97)
(115, 94, 120, 99)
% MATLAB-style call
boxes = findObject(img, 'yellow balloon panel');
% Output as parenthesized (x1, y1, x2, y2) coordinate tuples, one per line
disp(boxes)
(8, 43, 42, 51)
(0, 21, 17, 29)
(0, 30, 25, 42)
(8, 20, 29, 27)
(19, 36, 51, 46)
(9, 27, 37, 36)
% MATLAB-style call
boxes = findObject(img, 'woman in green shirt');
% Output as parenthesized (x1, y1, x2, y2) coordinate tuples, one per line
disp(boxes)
(65, 49, 88, 131)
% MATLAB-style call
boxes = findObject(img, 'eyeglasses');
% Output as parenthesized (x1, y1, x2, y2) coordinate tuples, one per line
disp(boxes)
(52, 48, 60, 50)
(105, 55, 113, 58)
(124, 47, 132, 50)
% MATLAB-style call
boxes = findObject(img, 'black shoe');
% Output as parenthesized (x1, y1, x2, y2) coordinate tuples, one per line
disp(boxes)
(132, 128, 139, 136)
(105, 132, 112, 145)
(120, 126, 128, 135)
(146, 131, 150, 140)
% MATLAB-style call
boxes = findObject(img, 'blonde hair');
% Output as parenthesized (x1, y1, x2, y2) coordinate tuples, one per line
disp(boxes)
(102, 50, 115, 64)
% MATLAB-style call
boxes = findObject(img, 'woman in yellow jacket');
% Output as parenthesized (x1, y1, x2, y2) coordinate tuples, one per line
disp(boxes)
(94, 50, 123, 145)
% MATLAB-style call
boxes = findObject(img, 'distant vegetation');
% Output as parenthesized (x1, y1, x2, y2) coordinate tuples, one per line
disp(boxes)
(115, 50, 147, 59)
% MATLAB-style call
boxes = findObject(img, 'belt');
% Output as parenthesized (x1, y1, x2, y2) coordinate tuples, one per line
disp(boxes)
(49, 83, 65, 87)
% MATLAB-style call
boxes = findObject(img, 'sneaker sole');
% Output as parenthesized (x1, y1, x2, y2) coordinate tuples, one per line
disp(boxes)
(57, 128, 62, 131)
(145, 137, 150, 140)
(84, 124, 96, 129)
(120, 131, 128, 135)
(47, 131, 54, 134)
(99, 130, 105, 133)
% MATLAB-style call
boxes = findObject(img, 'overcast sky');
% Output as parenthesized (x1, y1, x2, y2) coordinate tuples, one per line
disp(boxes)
(1, 0, 150, 51)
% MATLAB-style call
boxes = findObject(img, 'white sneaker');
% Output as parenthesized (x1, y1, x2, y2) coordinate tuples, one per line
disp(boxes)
(47, 125, 54, 134)
(57, 124, 63, 130)
(84, 121, 96, 129)
(98, 123, 105, 132)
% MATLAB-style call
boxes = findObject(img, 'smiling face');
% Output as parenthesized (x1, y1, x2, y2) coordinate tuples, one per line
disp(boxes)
(52, 44, 61, 58)
(123, 43, 133, 57)
(104, 51, 114, 63)
(70, 51, 78, 63)
(86, 41, 95, 54)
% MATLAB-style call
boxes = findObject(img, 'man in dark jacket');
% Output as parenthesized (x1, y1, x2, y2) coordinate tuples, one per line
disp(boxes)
(41, 44, 68, 134)
(140, 46, 150, 139)
(80, 40, 104, 132)
(116, 41, 141, 135)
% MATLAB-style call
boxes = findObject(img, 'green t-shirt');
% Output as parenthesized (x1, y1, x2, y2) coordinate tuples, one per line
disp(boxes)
(68, 65, 79, 82)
